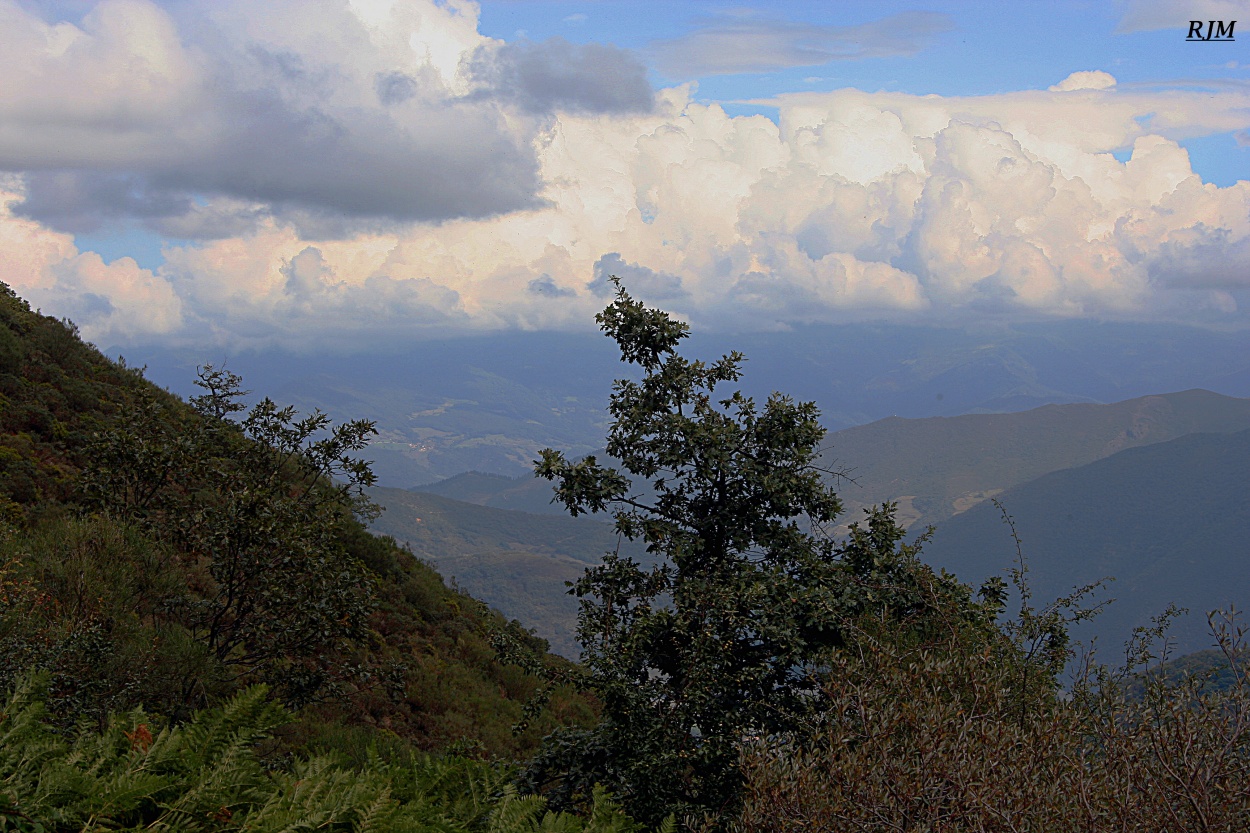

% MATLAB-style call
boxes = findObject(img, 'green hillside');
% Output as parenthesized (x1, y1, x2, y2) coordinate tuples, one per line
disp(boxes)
(923, 428, 1250, 655)
(0, 283, 590, 760)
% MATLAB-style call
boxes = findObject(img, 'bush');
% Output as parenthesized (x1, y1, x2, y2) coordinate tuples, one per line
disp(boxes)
(733, 609, 1250, 832)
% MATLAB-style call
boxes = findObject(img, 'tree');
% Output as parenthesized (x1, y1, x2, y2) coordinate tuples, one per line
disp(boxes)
(82, 366, 380, 707)
(526, 281, 988, 826)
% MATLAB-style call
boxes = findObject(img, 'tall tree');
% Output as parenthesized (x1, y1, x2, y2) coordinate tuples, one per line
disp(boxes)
(527, 281, 983, 825)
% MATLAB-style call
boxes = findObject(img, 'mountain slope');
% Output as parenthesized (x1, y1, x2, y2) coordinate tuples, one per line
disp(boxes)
(369, 487, 650, 657)
(922, 429, 1250, 655)
(0, 282, 589, 757)
(822, 389, 1250, 530)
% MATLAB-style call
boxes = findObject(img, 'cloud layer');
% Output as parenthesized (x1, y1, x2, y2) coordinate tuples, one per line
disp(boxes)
(649, 11, 954, 77)
(0, 0, 652, 233)
(1, 2, 1249, 349)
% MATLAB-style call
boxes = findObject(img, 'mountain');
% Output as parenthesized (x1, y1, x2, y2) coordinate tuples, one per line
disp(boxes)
(419, 470, 566, 515)
(821, 389, 1250, 531)
(121, 320, 1250, 488)
(368, 487, 651, 657)
(374, 391, 1250, 655)
(414, 390, 1250, 530)
(922, 429, 1250, 656)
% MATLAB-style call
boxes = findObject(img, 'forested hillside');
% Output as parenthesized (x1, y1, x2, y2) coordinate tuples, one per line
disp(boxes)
(0, 282, 590, 760)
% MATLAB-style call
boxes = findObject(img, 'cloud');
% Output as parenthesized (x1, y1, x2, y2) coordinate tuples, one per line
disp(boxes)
(0, 0, 653, 236)
(1050, 71, 1117, 92)
(467, 37, 654, 114)
(3, 0, 1250, 349)
(589, 253, 686, 300)
(0, 177, 182, 343)
(649, 11, 953, 78)
(527, 274, 577, 297)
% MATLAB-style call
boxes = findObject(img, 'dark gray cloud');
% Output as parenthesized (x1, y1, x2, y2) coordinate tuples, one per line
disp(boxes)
(589, 253, 686, 300)
(468, 37, 654, 115)
(175, 86, 543, 221)
(650, 11, 953, 78)
(527, 274, 577, 297)
(12, 83, 544, 235)
(13, 171, 191, 234)
(0, 1, 611, 236)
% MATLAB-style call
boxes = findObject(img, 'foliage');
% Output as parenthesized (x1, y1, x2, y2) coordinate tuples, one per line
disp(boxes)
(0, 280, 596, 758)
(527, 281, 994, 826)
(0, 674, 649, 833)
(733, 608, 1250, 832)
(78, 365, 380, 706)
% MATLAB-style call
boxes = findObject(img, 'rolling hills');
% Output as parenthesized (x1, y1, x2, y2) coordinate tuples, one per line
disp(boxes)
(411, 389, 1250, 535)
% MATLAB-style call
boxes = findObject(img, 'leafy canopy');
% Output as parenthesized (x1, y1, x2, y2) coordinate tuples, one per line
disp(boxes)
(529, 281, 988, 825)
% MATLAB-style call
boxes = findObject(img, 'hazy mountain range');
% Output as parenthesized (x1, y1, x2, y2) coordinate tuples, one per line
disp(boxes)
(126, 319, 1250, 488)
(369, 389, 1250, 658)
(923, 427, 1250, 658)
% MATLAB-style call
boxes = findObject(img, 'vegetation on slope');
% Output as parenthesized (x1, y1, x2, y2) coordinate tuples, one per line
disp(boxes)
(5, 277, 1250, 832)
(0, 674, 649, 833)
(0, 281, 590, 760)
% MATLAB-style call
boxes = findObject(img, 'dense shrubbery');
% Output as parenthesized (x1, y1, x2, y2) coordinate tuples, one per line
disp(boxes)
(733, 610, 1250, 832)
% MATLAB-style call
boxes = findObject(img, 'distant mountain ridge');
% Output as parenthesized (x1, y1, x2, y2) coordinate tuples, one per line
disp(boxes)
(923, 428, 1250, 656)
(822, 388, 1250, 530)
(415, 390, 1250, 531)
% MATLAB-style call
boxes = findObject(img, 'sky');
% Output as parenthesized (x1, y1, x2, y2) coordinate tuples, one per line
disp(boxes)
(1, 0, 1248, 352)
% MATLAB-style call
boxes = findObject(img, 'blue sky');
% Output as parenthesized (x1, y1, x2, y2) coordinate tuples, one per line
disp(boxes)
(1, 0, 1247, 350)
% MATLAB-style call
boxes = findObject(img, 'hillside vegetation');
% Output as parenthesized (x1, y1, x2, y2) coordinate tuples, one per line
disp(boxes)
(0, 282, 590, 760)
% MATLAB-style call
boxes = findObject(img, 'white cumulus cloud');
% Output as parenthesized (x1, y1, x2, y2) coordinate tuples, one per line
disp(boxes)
(1, 2, 1248, 349)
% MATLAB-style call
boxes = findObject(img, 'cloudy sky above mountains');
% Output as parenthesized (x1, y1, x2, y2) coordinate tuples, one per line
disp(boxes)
(1, 0, 1248, 349)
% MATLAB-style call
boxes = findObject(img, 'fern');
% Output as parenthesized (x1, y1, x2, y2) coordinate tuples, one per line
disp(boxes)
(0, 676, 655, 833)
